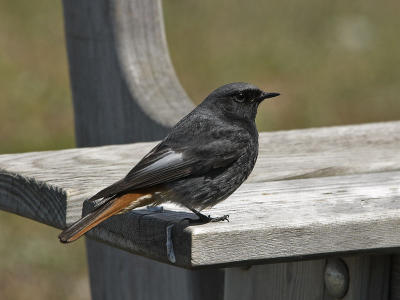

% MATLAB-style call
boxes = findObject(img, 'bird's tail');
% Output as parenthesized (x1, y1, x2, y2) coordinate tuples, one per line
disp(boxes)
(58, 192, 151, 243)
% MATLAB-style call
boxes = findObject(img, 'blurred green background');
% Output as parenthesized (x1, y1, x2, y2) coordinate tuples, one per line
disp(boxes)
(0, 0, 399, 299)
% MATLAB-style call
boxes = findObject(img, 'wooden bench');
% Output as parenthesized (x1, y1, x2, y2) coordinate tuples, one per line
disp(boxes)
(1, 0, 399, 299)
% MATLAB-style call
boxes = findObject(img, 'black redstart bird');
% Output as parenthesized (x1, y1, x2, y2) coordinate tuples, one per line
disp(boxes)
(59, 82, 279, 243)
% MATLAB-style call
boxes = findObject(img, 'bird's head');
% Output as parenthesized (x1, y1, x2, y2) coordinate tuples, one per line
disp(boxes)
(201, 82, 279, 121)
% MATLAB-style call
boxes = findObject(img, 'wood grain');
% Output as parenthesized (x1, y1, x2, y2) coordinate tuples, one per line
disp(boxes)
(111, 0, 194, 127)
(1, 121, 400, 267)
(390, 255, 400, 300)
(224, 260, 326, 300)
(224, 255, 391, 300)
(62, 0, 193, 146)
(0, 121, 399, 225)
(338, 255, 390, 300)
(0, 171, 66, 229)
(86, 242, 224, 300)
(190, 170, 400, 266)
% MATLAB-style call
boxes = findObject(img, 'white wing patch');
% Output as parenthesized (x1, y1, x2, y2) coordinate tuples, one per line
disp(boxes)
(139, 151, 183, 174)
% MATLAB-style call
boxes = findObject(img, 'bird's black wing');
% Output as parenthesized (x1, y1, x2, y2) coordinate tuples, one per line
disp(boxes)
(88, 130, 249, 202)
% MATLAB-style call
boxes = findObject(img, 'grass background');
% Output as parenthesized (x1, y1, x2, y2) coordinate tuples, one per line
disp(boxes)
(0, 0, 399, 299)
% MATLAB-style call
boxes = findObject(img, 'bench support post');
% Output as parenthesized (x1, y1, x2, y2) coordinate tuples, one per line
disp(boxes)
(225, 255, 391, 300)
(62, 0, 222, 299)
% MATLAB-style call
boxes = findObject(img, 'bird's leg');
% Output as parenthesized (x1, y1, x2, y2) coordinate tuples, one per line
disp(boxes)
(188, 208, 229, 223)
(189, 208, 210, 223)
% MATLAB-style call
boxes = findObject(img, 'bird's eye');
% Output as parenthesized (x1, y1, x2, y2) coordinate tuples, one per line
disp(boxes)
(234, 92, 245, 103)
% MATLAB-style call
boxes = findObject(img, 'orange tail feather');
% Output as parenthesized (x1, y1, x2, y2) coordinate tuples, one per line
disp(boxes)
(58, 193, 153, 243)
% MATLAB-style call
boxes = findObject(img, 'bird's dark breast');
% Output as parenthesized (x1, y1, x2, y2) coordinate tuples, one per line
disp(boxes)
(156, 141, 258, 211)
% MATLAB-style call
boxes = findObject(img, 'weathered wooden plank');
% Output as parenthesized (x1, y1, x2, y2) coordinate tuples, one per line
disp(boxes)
(0, 142, 159, 226)
(0, 121, 399, 226)
(0, 171, 66, 228)
(1, 139, 400, 266)
(253, 121, 400, 183)
(188, 170, 400, 266)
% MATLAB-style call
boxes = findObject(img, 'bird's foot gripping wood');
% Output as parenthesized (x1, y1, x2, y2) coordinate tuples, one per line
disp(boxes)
(189, 208, 229, 223)
(209, 214, 230, 222)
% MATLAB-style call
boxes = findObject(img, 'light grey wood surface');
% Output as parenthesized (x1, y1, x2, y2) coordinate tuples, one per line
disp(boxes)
(1, 121, 399, 227)
(111, 0, 194, 127)
(189, 170, 400, 266)
(1, 121, 400, 267)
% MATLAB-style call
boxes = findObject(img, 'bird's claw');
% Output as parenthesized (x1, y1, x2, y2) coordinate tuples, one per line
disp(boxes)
(187, 214, 230, 224)
(187, 207, 230, 224)
(209, 214, 230, 222)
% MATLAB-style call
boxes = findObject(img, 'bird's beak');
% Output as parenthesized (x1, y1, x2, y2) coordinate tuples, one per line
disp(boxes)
(257, 92, 280, 103)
